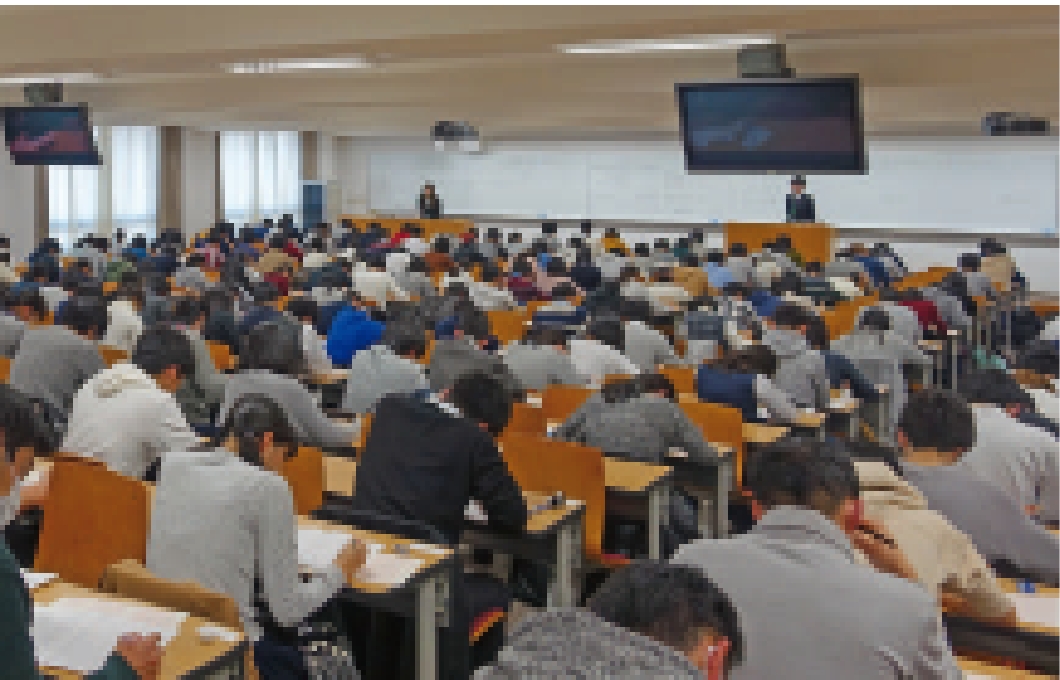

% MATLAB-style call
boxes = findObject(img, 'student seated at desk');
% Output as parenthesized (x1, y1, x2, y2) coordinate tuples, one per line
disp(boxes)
(803, 314, 881, 404)
(0, 385, 56, 533)
(848, 440, 1016, 623)
(696, 346, 800, 425)
(221, 321, 357, 450)
(172, 253, 211, 293)
(325, 293, 385, 368)
(568, 316, 639, 384)
(392, 256, 436, 301)
(342, 330, 429, 415)
(102, 283, 145, 354)
(501, 327, 586, 393)
(285, 297, 334, 376)
(760, 303, 831, 411)
(167, 298, 228, 431)
(896, 389, 1059, 586)
(619, 298, 679, 372)
(0, 289, 39, 359)
(9, 296, 107, 431)
(429, 305, 524, 400)
(352, 371, 528, 544)
(478, 561, 743, 680)
(201, 287, 240, 353)
(149, 395, 367, 680)
(955, 369, 1059, 524)
(672, 438, 962, 680)
(531, 283, 586, 329)
(63, 327, 198, 480)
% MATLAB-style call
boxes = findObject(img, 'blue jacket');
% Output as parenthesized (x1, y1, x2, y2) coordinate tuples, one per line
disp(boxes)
(697, 365, 761, 423)
(854, 256, 890, 288)
(327, 308, 384, 367)
(822, 350, 879, 401)
(749, 291, 780, 319)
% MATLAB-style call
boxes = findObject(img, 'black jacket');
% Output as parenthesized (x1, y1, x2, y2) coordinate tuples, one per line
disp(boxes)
(419, 195, 442, 220)
(352, 394, 527, 543)
(786, 193, 816, 223)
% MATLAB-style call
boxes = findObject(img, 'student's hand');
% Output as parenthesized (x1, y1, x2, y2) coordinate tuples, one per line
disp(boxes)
(334, 539, 368, 583)
(19, 464, 51, 509)
(114, 633, 163, 680)
(847, 517, 918, 582)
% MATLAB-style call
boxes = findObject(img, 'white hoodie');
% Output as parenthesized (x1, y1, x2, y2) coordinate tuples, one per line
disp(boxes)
(62, 362, 199, 479)
(102, 299, 144, 354)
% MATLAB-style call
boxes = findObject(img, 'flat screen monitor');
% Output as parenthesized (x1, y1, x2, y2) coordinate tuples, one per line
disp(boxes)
(677, 77, 866, 174)
(3, 104, 100, 165)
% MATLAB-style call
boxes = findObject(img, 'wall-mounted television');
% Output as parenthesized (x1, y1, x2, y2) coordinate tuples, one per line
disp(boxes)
(676, 76, 866, 174)
(3, 104, 100, 165)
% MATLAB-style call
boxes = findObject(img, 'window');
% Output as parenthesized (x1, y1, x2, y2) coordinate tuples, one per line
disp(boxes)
(221, 130, 300, 225)
(49, 126, 159, 248)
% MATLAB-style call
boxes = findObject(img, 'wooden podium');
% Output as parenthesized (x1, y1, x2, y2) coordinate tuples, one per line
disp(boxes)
(725, 222, 836, 264)
(338, 215, 472, 240)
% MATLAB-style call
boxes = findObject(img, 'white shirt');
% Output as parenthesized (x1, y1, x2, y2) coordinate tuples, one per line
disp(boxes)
(352, 269, 410, 308)
(385, 251, 413, 276)
(301, 323, 333, 375)
(1029, 388, 1059, 424)
(302, 252, 331, 270)
(404, 237, 429, 257)
(567, 338, 639, 383)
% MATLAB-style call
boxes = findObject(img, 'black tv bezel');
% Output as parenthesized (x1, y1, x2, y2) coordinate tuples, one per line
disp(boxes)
(3, 103, 101, 166)
(675, 75, 867, 175)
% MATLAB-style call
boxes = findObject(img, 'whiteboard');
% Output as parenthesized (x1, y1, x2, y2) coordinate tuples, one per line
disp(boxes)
(367, 138, 1059, 232)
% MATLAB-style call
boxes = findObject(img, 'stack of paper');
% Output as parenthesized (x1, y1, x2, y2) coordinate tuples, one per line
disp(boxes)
(297, 528, 354, 571)
(33, 598, 187, 673)
(19, 569, 58, 589)
(1007, 593, 1060, 629)
(357, 552, 424, 587)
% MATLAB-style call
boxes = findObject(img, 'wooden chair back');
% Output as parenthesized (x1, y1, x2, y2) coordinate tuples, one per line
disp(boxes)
(282, 446, 325, 516)
(502, 402, 547, 437)
(0, 356, 10, 383)
(659, 366, 695, 396)
(98, 345, 130, 368)
(99, 560, 258, 680)
(540, 384, 593, 423)
(356, 413, 373, 453)
(206, 341, 237, 372)
(487, 310, 529, 345)
(501, 434, 607, 561)
(36, 456, 150, 588)
(680, 400, 747, 486)
(823, 294, 878, 341)
(102, 281, 119, 295)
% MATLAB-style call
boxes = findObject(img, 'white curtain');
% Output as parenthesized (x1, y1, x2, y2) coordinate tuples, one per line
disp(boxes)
(221, 130, 300, 226)
(49, 126, 159, 248)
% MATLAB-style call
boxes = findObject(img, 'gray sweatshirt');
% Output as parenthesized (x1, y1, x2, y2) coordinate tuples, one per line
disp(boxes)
(9, 325, 104, 417)
(762, 328, 830, 410)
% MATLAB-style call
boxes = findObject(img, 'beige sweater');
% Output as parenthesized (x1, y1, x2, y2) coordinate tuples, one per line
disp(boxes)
(854, 460, 1012, 620)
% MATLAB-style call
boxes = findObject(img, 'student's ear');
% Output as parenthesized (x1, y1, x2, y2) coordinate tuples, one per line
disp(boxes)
(687, 633, 731, 680)
(1004, 404, 1022, 419)
(895, 430, 910, 451)
(835, 497, 863, 535)
(259, 431, 286, 473)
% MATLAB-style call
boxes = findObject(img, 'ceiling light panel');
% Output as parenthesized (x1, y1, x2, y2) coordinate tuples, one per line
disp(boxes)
(224, 57, 371, 74)
(558, 34, 775, 55)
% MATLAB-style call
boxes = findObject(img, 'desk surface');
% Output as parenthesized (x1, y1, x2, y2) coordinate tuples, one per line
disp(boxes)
(742, 423, 789, 445)
(33, 581, 245, 680)
(603, 458, 672, 494)
(297, 517, 454, 596)
(958, 657, 1053, 678)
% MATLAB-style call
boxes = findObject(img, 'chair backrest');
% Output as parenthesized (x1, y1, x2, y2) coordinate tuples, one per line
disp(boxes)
(487, 309, 529, 345)
(540, 384, 593, 423)
(501, 434, 606, 561)
(502, 402, 547, 437)
(36, 457, 150, 588)
(680, 400, 747, 486)
(282, 446, 325, 516)
(355, 413, 373, 454)
(824, 295, 878, 340)
(100, 559, 243, 629)
(0, 356, 10, 383)
(206, 340, 237, 372)
(97, 344, 130, 368)
(659, 366, 695, 396)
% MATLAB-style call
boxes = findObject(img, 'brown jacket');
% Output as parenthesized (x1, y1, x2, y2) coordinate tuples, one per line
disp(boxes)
(854, 460, 1012, 620)
(254, 249, 296, 275)
(673, 266, 712, 298)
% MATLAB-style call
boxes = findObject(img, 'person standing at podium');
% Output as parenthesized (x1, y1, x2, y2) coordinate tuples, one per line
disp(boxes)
(418, 182, 442, 219)
(785, 176, 816, 224)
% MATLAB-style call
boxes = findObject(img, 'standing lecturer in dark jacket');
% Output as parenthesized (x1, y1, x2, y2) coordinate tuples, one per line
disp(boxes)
(785, 175, 816, 223)
(418, 182, 443, 220)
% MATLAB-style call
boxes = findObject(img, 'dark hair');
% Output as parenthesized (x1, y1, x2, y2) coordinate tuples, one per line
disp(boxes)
(720, 345, 778, 377)
(722, 282, 751, 299)
(64, 297, 108, 337)
(545, 258, 567, 276)
(169, 297, 205, 326)
(286, 297, 319, 325)
(803, 314, 830, 351)
(638, 373, 676, 401)
(132, 326, 195, 378)
(215, 394, 298, 466)
(619, 298, 652, 324)
(552, 282, 578, 300)
(580, 220, 593, 235)
(587, 316, 625, 352)
(448, 372, 513, 435)
(957, 368, 1034, 410)
(858, 308, 891, 332)
(633, 243, 650, 258)
(434, 237, 451, 255)
(958, 253, 981, 272)
(387, 330, 427, 358)
(528, 326, 567, 349)
(0, 384, 56, 457)
(8, 288, 48, 320)
(706, 250, 725, 265)
(601, 376, 641, 404)
(454, 305, 491, 341)
(541, 222, 558, 235)
(771, 302, 808, 330)
(587, 561, 743, 665)
(805, 260, 823, 274)
(771, 271, 803, 297)
(729, 242, 748, 258)
(745, 437, 859, 516)
(241, 320, 306, 375)
(269, 235, 286, 250)
(898, 388, 975, 452)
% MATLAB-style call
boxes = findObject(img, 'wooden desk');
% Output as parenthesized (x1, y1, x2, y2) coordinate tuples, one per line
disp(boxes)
(725, 222, 835, 264)
(958, 657, 1052, 678)
(603, 458, 672, 560)
(743, 423, 789, 445)
(324, 455, 358, 497)
(33, 581, 246, 679)
(298, 518, 454, 680)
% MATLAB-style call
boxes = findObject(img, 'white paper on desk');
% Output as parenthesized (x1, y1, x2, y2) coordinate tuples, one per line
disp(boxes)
(465, 500, 488, 523)
(963, 675, 992, 679)
(32, 598, 187, 673)
(1007, 592, 1060, 629)
(19, 569, 57, 589)
(357, 552, 424, 587)
(297, 528, 353, 571)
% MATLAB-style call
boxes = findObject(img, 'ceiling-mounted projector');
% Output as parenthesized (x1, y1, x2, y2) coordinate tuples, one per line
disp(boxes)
(737, 44, 794, 78)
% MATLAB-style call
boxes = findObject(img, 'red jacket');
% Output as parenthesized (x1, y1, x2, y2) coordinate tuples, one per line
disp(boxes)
(900, 299, 947, 335)
(282, 242, 303, 263)
(263, 271, 290, 296)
